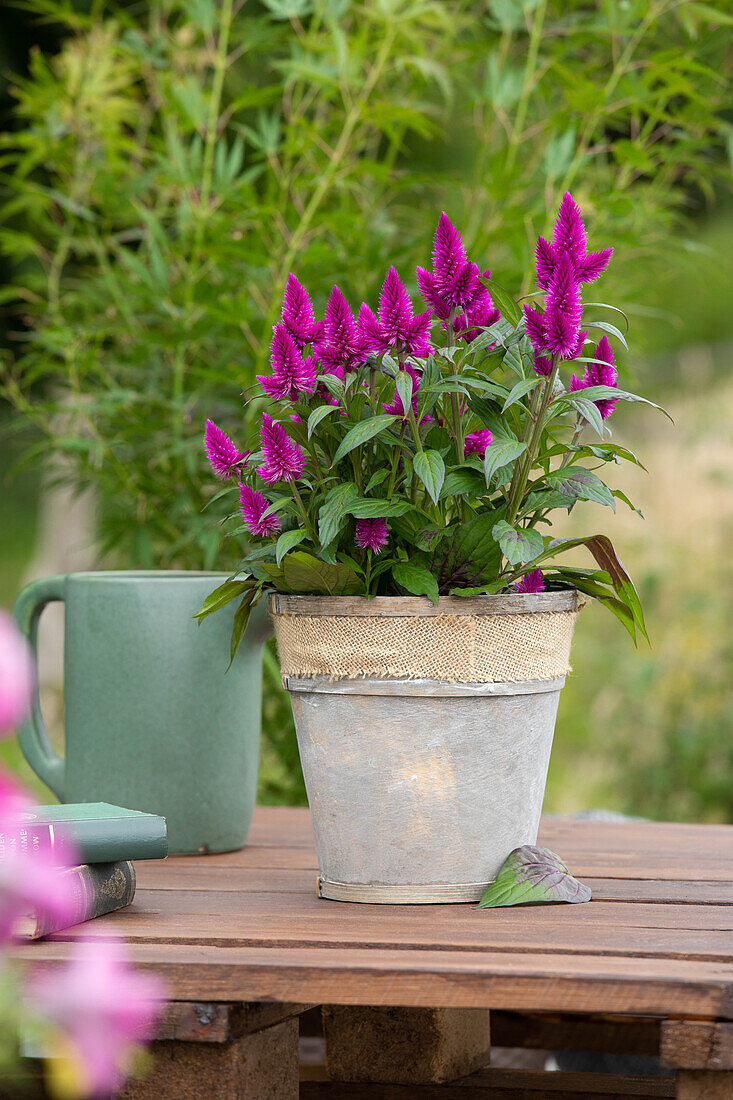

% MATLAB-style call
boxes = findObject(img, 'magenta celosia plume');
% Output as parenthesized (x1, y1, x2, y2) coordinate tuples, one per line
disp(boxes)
(514, 569, 545, 593)
(204, 420, 248, 480)
(258, 324, 317, 402)
(354, 517, 389, 554)
(536, 192, 613, 289)
(464, 429, 493, 456)
(417, 213, 486, 317)
(257, 413, 306, 483)
(315, 286, 367, 370)
(542, 252, 584, 358)
(360, 267, 431, 357)
(455, 275, 500, 344)
(239, 484, 282, 537)
(570, 335, 618, 419)
(281, 273, 323, 348)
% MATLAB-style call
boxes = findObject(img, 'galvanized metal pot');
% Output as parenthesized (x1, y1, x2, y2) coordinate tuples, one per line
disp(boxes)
(270, 592, 582, 904)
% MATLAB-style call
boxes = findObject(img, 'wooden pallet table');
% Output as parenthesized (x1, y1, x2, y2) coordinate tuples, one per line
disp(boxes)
(11, 807, 733, 1098)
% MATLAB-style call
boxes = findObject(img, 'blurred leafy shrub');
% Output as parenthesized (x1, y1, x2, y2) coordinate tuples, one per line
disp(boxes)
(1, 0, 731, 803)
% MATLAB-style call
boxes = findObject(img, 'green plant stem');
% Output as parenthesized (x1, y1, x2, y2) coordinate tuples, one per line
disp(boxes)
(290, 481, 316, 542)
(506, 356, 559, 526)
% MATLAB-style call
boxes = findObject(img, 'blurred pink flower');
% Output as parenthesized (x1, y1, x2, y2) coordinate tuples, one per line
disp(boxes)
(0, 822, 78, 943)
(29, 938, 166, 1098)
(0, 611, 34, 735)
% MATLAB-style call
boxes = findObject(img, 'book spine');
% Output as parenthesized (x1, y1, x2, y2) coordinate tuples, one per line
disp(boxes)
(22, 861, 136, 940)
(0, 823, 73, 863)
(0, 819, 167, 865)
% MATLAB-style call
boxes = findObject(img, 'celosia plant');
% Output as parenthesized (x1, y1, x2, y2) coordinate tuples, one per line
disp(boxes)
(200, 194, 662, 657)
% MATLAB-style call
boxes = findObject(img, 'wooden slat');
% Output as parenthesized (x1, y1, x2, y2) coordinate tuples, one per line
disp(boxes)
(490, 1011, 660, 1056)
(660, 1021, 733, 1069)
(154, 1001, 315, 1043)
(43, 889, 733, 969)
(12, 942, 733, 1018)
(132, 865, 733, 905)
(159, 808, 733, 882)
(299, 1066, 676, 1097)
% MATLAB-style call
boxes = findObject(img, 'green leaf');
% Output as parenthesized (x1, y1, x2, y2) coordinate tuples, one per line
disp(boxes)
(502, 377, 541, 412)
(566, 384, 672, 421)
(413, 450, 445, 504)
(481, 278, 521, 326)
(318, 483, 359, 546)
(441, 468, 486, 498)
(477, 846, 591, 908)
(584, 319, 628, 350)
(546, 466, 616, 510)
(492, 520, 544, 565)
(416, 524, 450, 552)
(228, 588, 258, 669)
(438, 511, 504, 586)
(276, 528, 308, 564)
(392, 560, 439, 603)
(347, 498, 414, 519)
(562, 395, 605, 438)
(259, 495, 295, 522)
(331, 415, 398, 465)
(282, 552, 362, 595)
(307, 404, 340, 438)
(365, 469, 390, 493)
(529, 534, 648, 643)
(396, 370, 414, 415)
(194, 579, 249, 623)
(483, 439, 527, 487)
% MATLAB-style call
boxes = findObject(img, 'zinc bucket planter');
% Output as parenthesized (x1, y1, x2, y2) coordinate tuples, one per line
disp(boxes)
(270, 590, 583, 904)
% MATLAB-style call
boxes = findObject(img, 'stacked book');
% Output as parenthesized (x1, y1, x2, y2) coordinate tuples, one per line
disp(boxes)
(0, 803, 167, 939)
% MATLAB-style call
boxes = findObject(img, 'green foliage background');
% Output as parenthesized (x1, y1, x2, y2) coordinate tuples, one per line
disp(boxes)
(1, 0, 732, 811)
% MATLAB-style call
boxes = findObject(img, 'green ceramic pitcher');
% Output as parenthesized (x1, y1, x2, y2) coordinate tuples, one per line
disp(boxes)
(13, 571, 272, 854)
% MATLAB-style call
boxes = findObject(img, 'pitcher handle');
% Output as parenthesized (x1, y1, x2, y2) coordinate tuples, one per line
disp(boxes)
(12, 576, 67, 800)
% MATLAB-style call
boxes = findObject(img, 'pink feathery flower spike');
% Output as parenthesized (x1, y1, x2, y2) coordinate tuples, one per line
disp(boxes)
(0, 611, 34, 734)
(433, 212, 468, 296)
(569, 335, 617, 419)
(514, 569, 545, 594)
(281, 273, 322, 348)
(537, 193, 613, 289)
(204, 420, 248, 480)
(258, 324, 317, 402)
(239, 484, 282, 538)
(552, 192, 587, 262)
(416, 266, 451, 320)
(543, 252, 583, 359)
(354, 517, 389, 555)
(257, 413, 306, 483)
(455, 274, 500, 344)
(464, 429, 493, 456)
(418, 213, 484, 314)
(375, 268, 432, 356)
(316, 285, 367, 370)
(523, 305, 547, 352)
(28, 938, 166, 1098)
(534, 354, 552, 377)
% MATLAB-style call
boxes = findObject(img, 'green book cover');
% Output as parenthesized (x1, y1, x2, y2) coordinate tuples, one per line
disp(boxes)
(8, 803, 168, 864)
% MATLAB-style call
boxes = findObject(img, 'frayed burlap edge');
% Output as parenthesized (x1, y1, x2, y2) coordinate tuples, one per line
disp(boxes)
(270, 593, 583, 684)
